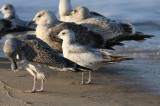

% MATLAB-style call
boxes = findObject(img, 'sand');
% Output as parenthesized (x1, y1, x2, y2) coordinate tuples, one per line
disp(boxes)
(0, 57, 160, 106)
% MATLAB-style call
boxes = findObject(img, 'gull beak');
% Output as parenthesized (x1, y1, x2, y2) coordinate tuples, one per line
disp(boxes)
(11, 60, 17, 72)
(0, 9, 2, 13)
(27, 20, 35, 27)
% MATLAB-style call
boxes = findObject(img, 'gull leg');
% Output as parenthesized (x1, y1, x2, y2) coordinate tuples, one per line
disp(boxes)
(81, 72, 84, 85)
(86, 71, 92, 84)
(24, 76, 37, 93)
(36, 79, 44, 92)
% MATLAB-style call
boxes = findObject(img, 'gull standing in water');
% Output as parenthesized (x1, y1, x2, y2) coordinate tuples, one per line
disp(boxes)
(58, 29, 133, 84)
(27, 10, 122, 52)
(3, 35, 91, 93)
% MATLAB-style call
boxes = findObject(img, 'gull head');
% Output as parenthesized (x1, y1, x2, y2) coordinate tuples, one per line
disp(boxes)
(58, 29, 76, 42)
(70, 6, 90, 21)
(0, 4, 16, 19)
(3, 38, 22, 72)
(28, 10, 58, 26)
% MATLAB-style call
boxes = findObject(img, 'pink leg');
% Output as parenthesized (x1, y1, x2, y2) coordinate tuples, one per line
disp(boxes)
(36, 79, 44, 92)
(81, 71, 92, 85)
(24, 76, 37, 93)
(86, 71, 92, 84)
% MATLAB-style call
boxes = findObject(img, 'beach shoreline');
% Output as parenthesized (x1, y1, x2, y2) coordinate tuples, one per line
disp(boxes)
(0, 57, 160, 106)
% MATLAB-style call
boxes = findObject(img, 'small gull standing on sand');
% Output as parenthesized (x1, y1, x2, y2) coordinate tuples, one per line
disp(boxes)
(58, 29, 133, 84)
(60, 6, 154, 43)
(3, 35, 91, 93)
(58, 0, 105, 22)
(27, 10, 121, 52)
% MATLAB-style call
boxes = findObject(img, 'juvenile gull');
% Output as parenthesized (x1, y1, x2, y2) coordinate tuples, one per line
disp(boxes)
(62, 6, 154, 42)
(58, 29, 133, 84)
(58, 0, 105, 22)
(27, 10, 121, 52)
(3, 35, 91, 93)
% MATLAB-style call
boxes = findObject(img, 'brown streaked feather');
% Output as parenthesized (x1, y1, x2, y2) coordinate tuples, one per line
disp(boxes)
(50, 22, 105, 50)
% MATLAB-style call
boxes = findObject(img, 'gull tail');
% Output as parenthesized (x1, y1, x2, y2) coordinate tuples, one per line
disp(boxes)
(75, 65, 92, 72)
(120, 23, 154, 42)
(110, 55, 133, 63)
(105, 41, 124, 50)
(130, 32, 154, 42)
(109, 31, 154, 43)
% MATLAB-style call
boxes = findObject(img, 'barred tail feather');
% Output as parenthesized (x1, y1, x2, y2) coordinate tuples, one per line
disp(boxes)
(121, 22, 135, 35)
(110, 55, 133, 62)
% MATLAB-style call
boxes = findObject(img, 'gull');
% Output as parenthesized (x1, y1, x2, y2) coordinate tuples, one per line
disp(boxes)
(27, 10, 122, 53)
(0, 4, 36, 29)
(61, 6, 154, 42)
(3, 35, 92, 93)
(0, 4, 27, 27)
(58, 0, 105, 22)
(58, 29, 133, 84)
(0, 19, 34, 38)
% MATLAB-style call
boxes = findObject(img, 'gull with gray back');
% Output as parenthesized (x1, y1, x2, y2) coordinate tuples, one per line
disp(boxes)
(58, 29, 133, 84)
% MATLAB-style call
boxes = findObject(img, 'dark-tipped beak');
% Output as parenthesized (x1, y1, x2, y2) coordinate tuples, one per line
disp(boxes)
(11, 60, 17, 72)
(27, 20, 35, 27)
(66, 12, 72, 16)
(0, 10, 2, 13)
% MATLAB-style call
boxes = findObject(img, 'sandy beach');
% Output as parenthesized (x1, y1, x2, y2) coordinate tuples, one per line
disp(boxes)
(0, 0, 160, 105)
(0, 56, 160, 106)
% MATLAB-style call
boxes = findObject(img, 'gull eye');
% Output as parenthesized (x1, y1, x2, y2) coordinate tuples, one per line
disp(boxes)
(74, 9, 77, 12)
(62, 32, 65, 35)
(4, 7, 8, 10)
(38, 15, 41, 18)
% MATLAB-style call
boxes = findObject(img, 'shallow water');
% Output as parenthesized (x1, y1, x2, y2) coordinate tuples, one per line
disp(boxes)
(0, 0, 159, 56)
(0, 0, 160, 95)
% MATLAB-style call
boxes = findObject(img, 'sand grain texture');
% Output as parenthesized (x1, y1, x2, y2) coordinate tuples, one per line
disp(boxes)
(0, 57, 160, 106)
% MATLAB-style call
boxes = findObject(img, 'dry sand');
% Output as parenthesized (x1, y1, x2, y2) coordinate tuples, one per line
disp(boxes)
(0, 57, 160, 106)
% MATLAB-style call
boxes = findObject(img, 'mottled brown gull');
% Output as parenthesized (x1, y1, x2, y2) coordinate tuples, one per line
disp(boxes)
(62, 6, 154, 43)
(3, 35, 91, 93)
(28, 10, 120, 52)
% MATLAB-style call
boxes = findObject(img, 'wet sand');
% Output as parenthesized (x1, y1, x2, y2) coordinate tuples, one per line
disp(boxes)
(0, 57, 160, 106)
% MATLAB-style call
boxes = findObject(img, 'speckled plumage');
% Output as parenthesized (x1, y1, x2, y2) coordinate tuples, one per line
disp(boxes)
(50, 22, 105, 50)
(62, 6, 154, 42)
(6, 35, 88, 70)
(3, 35, 91, 92)
(29, 10, 119, 53)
